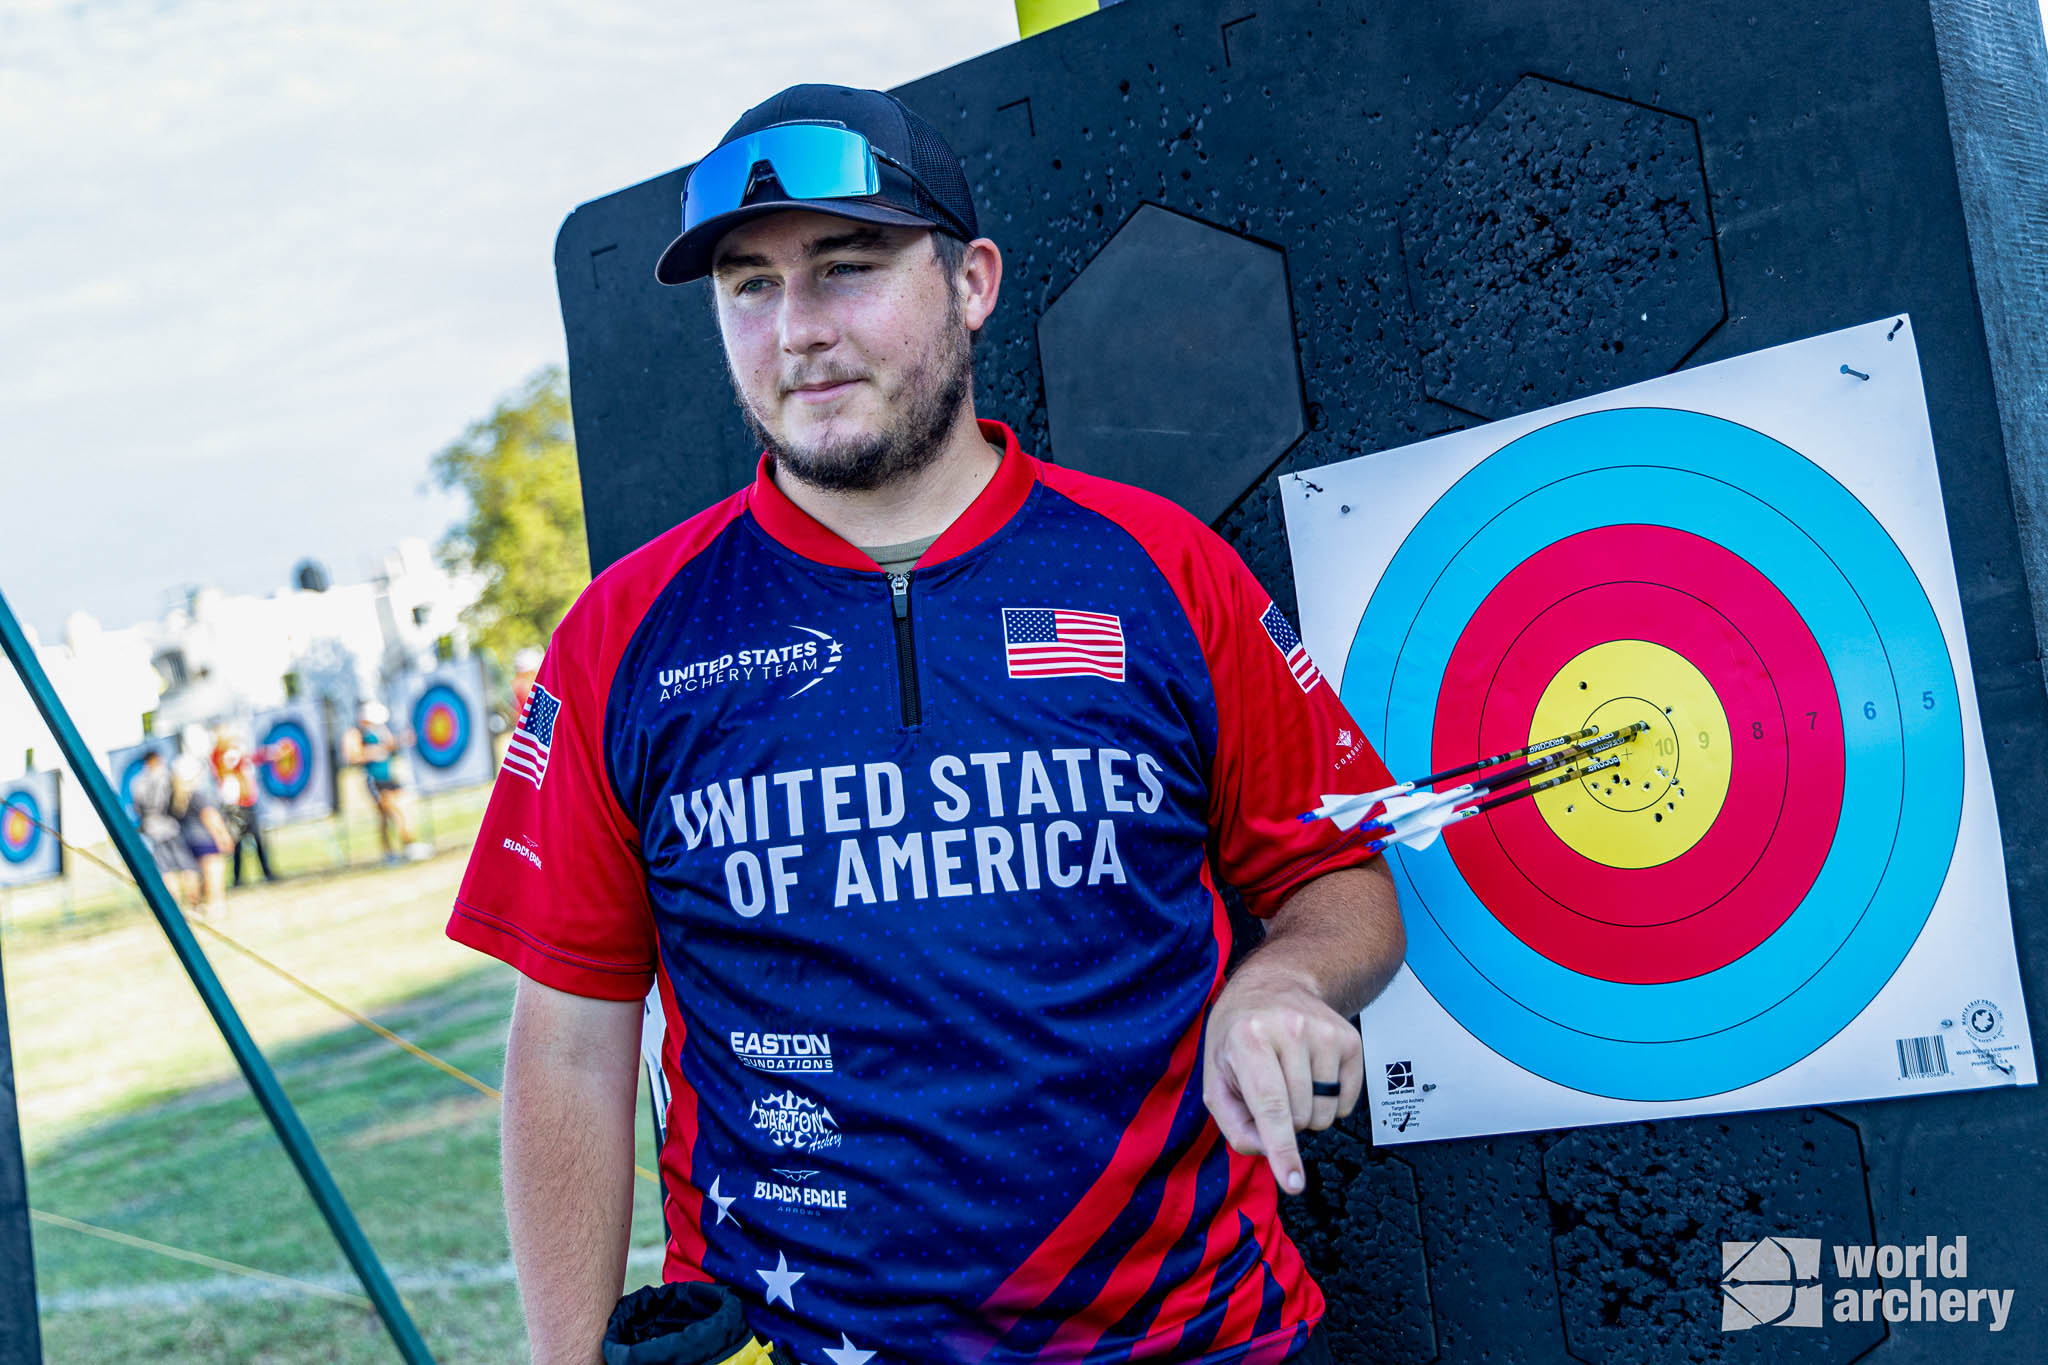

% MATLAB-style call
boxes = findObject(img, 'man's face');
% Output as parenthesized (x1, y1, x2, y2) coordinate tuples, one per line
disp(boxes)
(710, 210, 973, 492)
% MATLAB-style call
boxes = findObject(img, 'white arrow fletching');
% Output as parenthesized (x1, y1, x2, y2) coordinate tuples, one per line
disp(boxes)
(1377, 784, 1475, 824)
(1311, 782, 1410, 829)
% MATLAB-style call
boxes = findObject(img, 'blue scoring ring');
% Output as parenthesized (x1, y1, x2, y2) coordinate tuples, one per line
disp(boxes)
(1340, 407, 1962, 1100)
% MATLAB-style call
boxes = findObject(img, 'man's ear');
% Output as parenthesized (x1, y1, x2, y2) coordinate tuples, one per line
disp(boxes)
(958, 237, 1003, 334)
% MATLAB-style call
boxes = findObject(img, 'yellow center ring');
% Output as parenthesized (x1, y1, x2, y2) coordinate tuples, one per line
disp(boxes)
(1527, 640, 1732, 869)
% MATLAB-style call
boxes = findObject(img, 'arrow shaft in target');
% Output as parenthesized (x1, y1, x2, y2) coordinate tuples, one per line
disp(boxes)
(1401, 726, 1597, 791)
(1467, 756, 1621, 815)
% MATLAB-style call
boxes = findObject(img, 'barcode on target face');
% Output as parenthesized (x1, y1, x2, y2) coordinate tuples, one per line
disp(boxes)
(1896, 1034, 1950, 1079)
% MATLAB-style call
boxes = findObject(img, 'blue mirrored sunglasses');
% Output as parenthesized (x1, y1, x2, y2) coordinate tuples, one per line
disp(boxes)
(682, 120, 971, 240)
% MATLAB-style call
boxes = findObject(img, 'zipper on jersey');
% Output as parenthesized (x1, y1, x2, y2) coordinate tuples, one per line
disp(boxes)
(887, 571, 922, 726)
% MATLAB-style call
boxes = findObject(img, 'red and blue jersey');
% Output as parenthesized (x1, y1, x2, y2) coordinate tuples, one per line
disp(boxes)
(449, 420, 1391, 1363)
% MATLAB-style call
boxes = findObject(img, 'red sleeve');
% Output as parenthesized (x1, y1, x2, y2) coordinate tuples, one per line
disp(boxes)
(447, 608, 656, 1000)
(446, 490, 748, 999)
(1193, 541, 1395, 917)
(1039, 466, 1395, 917)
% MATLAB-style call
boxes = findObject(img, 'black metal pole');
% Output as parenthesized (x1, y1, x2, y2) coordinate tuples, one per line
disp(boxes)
(0, 588, 433, 1363)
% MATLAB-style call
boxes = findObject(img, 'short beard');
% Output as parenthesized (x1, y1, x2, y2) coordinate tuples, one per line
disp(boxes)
(731, 297, 974, 494)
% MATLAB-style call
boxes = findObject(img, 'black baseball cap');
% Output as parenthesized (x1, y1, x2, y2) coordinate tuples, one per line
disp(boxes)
(654, 84, 981, 285)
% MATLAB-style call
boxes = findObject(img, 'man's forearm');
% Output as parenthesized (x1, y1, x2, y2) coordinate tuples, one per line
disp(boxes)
(1240, 860, 1405, 1016)
(503, 981, 642, 1364)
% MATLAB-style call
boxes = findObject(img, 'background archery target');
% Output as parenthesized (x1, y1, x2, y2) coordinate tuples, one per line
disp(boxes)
(412, 686, 468, 768)
(262, 721, 313, 799)
(403, 659, 491, 795)
(1284, 319, 2034, 1140)
(251, 702, 334, 823)
(0, 770, 61, 888)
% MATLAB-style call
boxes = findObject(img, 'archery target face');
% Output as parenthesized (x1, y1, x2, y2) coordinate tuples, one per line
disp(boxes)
(412, 683, 470, 769)
(0, 770, 63, 887)
(248, 705, 333, 823)
(1, 791, 40, 864)
(1283, 318, 2034, 1138)
(259, 718, 314, 800)
(404, 660, 493, 793)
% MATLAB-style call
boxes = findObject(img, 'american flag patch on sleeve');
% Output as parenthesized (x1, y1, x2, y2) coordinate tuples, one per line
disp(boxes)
(502, 683, 560, 790)
(1259, 601, 1324, 693)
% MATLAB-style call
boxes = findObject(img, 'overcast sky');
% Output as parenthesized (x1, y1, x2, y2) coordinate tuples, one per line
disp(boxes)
(0, 0, 1018, 641)
(6, 3, 2044, 644)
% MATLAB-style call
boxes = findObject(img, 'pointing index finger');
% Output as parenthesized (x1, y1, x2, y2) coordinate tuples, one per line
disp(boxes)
(1235, 1036, 1305, 1193)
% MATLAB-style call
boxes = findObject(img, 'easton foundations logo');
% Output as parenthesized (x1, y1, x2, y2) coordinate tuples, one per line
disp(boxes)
(730, 1029, 834, 1074)
(1721, 1237, 1823, 1329)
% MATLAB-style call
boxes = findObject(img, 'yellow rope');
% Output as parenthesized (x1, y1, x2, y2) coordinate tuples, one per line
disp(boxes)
(29, 1208, 374, 1309)
(26, 814, 660, 1185)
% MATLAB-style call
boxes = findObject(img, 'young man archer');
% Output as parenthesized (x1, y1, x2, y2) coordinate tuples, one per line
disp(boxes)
(450, 83, 1405, 1364)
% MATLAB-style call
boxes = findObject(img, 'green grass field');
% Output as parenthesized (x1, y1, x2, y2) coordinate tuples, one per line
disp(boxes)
(8, 782, 670, 1362)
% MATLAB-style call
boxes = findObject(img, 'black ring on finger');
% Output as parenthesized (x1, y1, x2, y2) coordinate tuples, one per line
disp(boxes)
(1311, 1080, 1342, 1098)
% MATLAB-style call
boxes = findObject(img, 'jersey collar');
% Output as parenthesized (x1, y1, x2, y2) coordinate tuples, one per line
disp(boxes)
(745, 419, 1039, 572)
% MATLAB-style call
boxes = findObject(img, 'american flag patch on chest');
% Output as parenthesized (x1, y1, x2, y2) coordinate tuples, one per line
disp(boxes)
(1002, 607, 1126, 682)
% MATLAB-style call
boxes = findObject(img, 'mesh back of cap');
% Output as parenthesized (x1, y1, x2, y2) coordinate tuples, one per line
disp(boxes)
(900, 106, 980, 241)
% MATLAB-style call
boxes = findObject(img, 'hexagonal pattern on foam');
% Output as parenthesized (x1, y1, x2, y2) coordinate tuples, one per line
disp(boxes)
(1404, 76, 1725, 420)
(1038, 203, 1305, 525)
(1543, 1111, 1884, 1361)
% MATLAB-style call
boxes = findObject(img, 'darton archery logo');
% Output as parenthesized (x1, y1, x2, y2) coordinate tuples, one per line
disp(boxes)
(657, 626, 843, 703)
(749, 1089, 843, 1152)
(730, 1029, 834, 1074)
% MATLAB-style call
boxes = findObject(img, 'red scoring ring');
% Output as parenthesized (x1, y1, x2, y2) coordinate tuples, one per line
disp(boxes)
(1432, 526, 1846, 984)
(1467, 580, 1787, 920)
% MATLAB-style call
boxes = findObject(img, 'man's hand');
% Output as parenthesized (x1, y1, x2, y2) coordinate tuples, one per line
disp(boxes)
(1202, 960, 1363, 1194)
(1200, 862, 1404, 1194)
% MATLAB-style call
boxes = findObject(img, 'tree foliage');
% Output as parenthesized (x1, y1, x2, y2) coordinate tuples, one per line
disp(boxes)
(432, 366, 591, 662)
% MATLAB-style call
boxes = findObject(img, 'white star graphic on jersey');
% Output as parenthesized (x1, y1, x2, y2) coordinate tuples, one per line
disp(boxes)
(822, 1332, 874, 1365)
(705, 1175, 738, 1226)
(755, 1250, 804, 1308)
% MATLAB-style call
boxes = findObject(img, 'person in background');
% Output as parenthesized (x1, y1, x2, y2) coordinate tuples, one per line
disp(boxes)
(509, 647, 544, 725)
(172, 753, 232, 918)
(130, 748, 197, 904)
(344, 701, 430, 864)
(212, 728, 280, 886)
